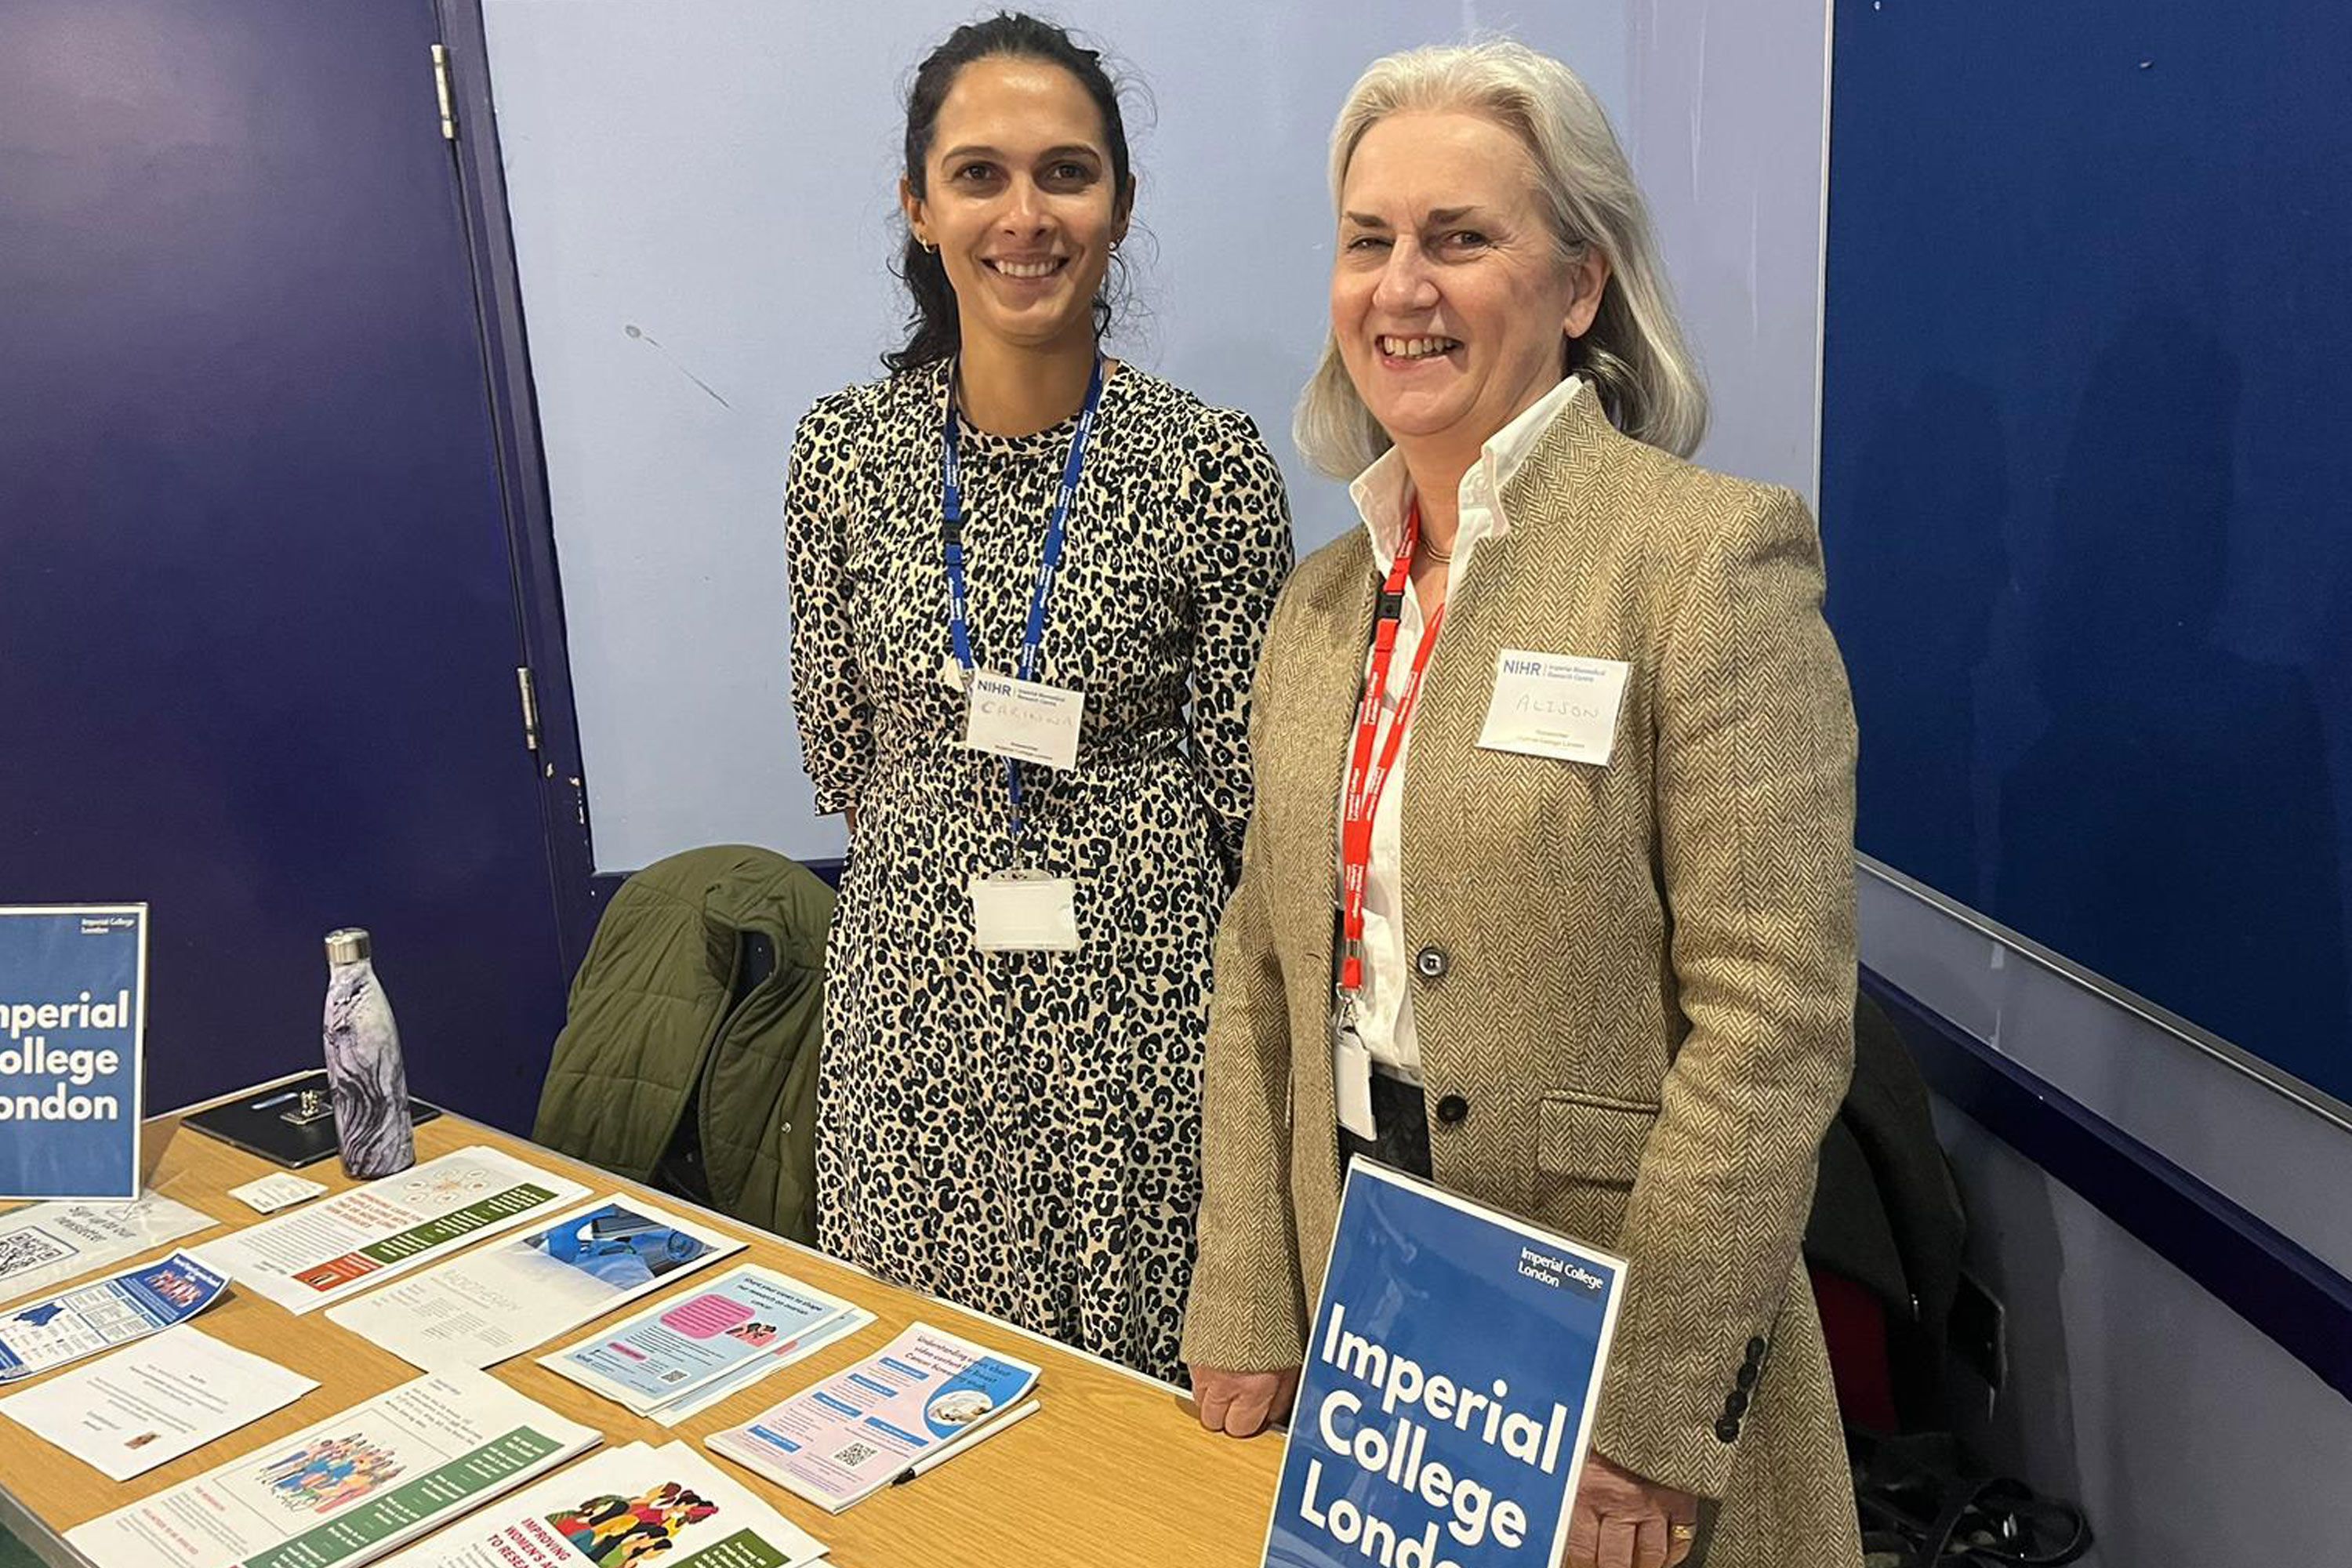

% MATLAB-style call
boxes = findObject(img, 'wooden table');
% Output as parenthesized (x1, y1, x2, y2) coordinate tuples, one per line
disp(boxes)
(0, 1092, 1283, 1568)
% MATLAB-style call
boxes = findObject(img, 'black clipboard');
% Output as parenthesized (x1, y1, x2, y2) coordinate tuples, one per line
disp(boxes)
(181, 1072, 443, 1168)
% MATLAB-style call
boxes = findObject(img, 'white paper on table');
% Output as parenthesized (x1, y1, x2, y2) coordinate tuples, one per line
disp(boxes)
(228, 1174, 328, 1215)
(189, 1146, 590, 1315)
(325, 1195, 745, 1371)
(645, 1306, 875, 1428)
(0, 1195, 217, 1308)
(378, 1439, 828, 1568)
(65, 1369, 601, 1568)
(0, 1250, 229, 1385)
(539, 1264, 864, 1416)
(0, 1324, 318, 1481)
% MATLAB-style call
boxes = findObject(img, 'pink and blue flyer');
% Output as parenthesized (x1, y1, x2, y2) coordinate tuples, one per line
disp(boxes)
(705, 1321, 1040, 1512)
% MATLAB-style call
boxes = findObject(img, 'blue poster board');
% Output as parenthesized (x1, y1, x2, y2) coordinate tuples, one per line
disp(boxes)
(1262, 1161, 1624, 1568)
(1820, 0, 2352, 1099)
(0, 906, 147, 1199)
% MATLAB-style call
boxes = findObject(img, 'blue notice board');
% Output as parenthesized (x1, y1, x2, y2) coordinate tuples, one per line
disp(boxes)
(1820, 0, 2352, 1100)
(1261, 1161, 1624, 1568)
(0, 906, 147, 1199)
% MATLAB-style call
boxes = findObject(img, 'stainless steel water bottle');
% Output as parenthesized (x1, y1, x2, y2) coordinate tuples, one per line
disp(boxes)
(321, 927, 416, 1178)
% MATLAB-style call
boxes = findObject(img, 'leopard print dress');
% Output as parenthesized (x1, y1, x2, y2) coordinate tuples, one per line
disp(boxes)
(784, 358, 1292, 1381)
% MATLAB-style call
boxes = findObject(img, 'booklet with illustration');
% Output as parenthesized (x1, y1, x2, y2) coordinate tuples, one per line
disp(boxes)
(705, 1321, 1040, 1513)
(0, 1250, 227, 1384)
(65, 1369, 601, 1568)
(381, 1440, 827, 1568)
(538, 1264, 864, 1417)
(328, 1196, 745, 1371)
(191, 1146, 590, 1316)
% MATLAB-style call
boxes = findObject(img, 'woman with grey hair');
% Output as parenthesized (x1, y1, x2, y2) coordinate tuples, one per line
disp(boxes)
(1183, 40, 1861, 1568)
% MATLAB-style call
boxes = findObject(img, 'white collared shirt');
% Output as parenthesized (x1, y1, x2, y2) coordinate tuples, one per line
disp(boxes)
(1340, 375, 1586, 1082)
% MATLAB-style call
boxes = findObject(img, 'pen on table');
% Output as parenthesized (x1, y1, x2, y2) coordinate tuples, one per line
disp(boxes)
(889, 1398, 1041, 1486)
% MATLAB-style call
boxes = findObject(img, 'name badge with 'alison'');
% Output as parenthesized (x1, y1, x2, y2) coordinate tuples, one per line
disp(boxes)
(964, 670, 1084, 771)
(1475, 648, 1630, 766)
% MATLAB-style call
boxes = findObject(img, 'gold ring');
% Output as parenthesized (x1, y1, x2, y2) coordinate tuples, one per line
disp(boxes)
(1670, 1523, 1698, 1541)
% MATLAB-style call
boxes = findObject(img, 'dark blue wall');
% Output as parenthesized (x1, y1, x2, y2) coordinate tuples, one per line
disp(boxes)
(1822, 0, 2352, 1101)
(0, 0, 567, 1131)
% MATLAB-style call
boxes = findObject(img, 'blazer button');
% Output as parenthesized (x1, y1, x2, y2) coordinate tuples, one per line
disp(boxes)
(1725, 1389, 1749, 1417)
(1737, 1363, 1758, 1390)
(1434, 1094, 1469, 1126)
(1746, 1336, 1767, 1362)
(1414, 945, 1449, 980)
(1715, 1417, 1740, 1443)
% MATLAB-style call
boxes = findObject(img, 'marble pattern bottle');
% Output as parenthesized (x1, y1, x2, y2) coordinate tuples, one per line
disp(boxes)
(321, 928, 415, 1178)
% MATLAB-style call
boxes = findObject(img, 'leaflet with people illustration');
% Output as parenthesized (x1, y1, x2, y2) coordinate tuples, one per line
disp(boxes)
(0, 1250, 227, 1384)
(537, 1264, 865, 1417)
(325, 1196, 744, 1371)
(379, 1440, 827, 1568)
(704, 1321, 1040, 1513)
(190, 1147, 590, 1316)
(64, 1369, 601, 1568)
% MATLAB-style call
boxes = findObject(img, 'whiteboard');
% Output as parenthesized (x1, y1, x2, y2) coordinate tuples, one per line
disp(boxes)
(480, 0, 1820, 870)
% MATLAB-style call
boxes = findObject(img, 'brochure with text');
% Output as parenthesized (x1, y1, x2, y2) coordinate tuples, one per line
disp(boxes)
(328, 1196, 745, 1371)
(382, 1440, 826, 1568)
(191, 1148, 590, 1316)
(0, 1323, 318, 1482)
(539, 1264, 862, 1417)
(706, 1321, 1040, 1513)
(0, 1250, 227, 1383)
(66, 1370, 601, 1568)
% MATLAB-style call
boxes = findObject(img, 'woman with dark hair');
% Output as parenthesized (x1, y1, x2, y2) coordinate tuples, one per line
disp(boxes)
(784, 12, 1292, 1381)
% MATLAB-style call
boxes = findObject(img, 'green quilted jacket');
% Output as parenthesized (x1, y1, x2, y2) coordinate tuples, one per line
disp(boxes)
(532, 845, 830, 1241)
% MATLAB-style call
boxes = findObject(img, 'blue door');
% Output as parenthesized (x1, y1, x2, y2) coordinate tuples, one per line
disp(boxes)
(1, 0, 567, 1131)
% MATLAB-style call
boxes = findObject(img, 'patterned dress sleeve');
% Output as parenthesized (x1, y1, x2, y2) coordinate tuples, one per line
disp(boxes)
(1182, 405, 1294, 882)
(783, 395, 873, 815)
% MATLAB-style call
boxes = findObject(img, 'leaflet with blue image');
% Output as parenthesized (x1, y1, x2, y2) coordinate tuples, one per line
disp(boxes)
(0, 1250, 226, 1382)
(325, 1194, 744, 1371)
(1261, 1161, 1625, 1568)
(0, 906, 147, 1200)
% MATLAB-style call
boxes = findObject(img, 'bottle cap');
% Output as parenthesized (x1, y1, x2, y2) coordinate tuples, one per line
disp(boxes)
(325, 928, 372, 964)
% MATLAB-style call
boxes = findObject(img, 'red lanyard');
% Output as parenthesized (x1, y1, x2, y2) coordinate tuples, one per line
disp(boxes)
(1338, 501, 1444, 996)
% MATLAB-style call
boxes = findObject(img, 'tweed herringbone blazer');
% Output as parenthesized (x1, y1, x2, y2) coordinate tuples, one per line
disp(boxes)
(1182, 390, 1863, 1566)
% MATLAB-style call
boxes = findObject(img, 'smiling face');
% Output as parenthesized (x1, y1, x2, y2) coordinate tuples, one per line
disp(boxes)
(902, 55, 1131, 361)
(1333, 110, 1608, 464)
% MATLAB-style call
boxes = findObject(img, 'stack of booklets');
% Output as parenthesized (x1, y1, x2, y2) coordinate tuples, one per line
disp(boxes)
(379, 1440, 828, 1568)
(538, 1264, 871, 1423)
(65, 1370, 601, 1568)
(706, 1322, 1040, 1513)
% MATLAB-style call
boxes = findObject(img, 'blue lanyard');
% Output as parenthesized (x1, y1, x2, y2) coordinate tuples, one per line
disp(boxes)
(941, 354, 1105, 843)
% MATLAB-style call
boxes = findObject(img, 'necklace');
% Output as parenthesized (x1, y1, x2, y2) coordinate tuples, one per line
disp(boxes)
(1420, 535, 1454, 564)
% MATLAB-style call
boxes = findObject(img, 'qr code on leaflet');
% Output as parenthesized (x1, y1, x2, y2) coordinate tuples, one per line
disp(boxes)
(0, 1229, 73, 1281)
(830, 1439, 881, 1468)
